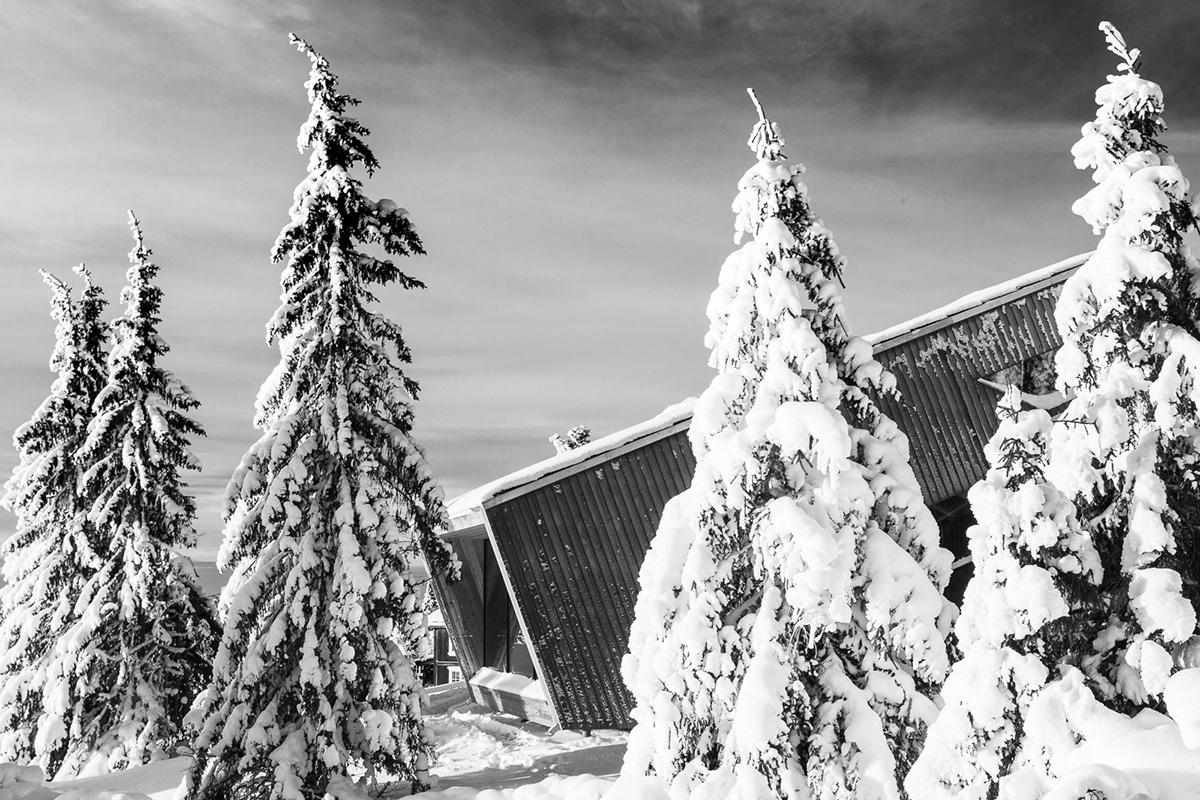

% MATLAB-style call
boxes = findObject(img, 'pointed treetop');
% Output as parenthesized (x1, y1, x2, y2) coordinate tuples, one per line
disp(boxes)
(1099, 21, 1141, 73)
(289, 32, 327, 69)
(745, 87, 786, 161)
(115, 210, 167, 366)
(126, 209, 148, 260)
(38, 270, 73, 374)
(746, 87, 766, 122)
(284, 33, 376, 175)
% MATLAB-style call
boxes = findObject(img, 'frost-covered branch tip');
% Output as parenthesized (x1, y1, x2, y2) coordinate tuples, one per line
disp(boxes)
(126, 209, 144, 247)
(38, 269, 67, 297)
(288, 32, 327, 69)
(746, 87, 766, 122)
(1099, 21, 1140, 73)
(745, 87, 785, 161)
(73, 263, 93, 286)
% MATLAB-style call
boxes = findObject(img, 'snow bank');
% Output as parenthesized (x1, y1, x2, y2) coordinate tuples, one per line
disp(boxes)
(415, 773, 614, 800)
(470, 669, 549, 703)
(1009, 670, 1200, 800)
(425, 709, 625, 778)
(0, 761, 160, 800)
(0, 763, 50, 800)
(414, 773, 678, 800)
(43, 757, 186, 800)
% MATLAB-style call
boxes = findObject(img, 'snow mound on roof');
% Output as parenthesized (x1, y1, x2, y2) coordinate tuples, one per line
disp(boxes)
(446, 399, 696, 525)
(865, 253, 1088, 348)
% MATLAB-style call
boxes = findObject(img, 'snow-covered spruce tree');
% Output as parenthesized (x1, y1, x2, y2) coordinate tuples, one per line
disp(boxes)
(39, 213, 218, 777)
(905, 387, 1102, 800)
(620, 90, 953, 800)
(187, 36, 460, 800)
(1046, 21, 1200, 710)
(0, 266, 108, 772)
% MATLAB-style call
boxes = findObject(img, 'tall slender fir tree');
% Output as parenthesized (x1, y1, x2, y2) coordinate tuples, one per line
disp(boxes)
(0, 266, 108, 773)
(187, 36, 459, 800)
(906, 388, 1101, 800)
(621, 91, 953, 800)
(1047, 22, 1200, 710)
(38, 213, 217, 777)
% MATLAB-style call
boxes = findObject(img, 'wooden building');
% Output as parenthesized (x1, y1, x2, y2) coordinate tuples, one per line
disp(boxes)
(418, 610, 464, 687)
(430, 254, 1086, 732)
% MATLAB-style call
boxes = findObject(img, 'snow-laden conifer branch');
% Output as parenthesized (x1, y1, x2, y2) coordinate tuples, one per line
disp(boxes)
(1047, 21, 1200, 716)
(34, 214, 217, 778)
(621, 89, 951, 800)
(907, 387, 1102, 799)
(188, 35, 459, 800)
(0, 265, 108, 775)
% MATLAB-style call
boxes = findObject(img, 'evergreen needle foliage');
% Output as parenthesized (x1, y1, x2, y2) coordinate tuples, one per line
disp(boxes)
(0, 266, 108, 775)
(187, 35, 460, 800)
(42, 213, 216, 776)
(621, 90, 953, 800)
(1047, 20, 1200, 710)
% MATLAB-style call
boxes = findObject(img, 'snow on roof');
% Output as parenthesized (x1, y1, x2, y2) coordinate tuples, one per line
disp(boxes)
(445, 398, 696, 528)
(864, 252, 1088, 350)
(445, 254, 1089, 529)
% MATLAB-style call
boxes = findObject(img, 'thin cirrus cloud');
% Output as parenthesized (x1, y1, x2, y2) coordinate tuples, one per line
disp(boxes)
(2, 0, 1198, 560)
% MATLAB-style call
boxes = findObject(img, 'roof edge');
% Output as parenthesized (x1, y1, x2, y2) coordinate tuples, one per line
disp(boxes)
(445, 398, 696, 527)
(864, 252, 1088, 351)
(445, 253, 1090, 525)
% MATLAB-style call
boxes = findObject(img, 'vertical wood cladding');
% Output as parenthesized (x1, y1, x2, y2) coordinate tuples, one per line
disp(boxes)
(874, 283, 1063, 503)
(483, 430, 696, 730)
(431, 531, 531, 682)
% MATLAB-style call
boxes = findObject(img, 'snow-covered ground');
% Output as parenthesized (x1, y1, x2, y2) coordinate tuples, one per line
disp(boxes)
(12, 678, 1200, 800)
(0, 684, 627, 800)
(415, 683, 625, 797)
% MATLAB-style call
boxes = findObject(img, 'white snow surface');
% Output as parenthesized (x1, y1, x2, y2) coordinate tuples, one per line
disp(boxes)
(2, 646, 1200, 800)
(1007, 669, 1200, 800)
(0, 700, 631, 800)
(469, 669, 549, 703)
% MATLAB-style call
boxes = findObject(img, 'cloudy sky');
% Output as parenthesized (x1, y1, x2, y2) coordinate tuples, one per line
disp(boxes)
(3, 1, 1199, 558)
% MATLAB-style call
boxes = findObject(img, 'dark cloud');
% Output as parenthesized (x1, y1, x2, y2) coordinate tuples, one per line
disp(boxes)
(375, 0, 1200, 123)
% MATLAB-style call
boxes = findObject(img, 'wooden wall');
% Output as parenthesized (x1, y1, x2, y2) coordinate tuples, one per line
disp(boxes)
(874, 282, 1063, 504)
(482, 427, 696, 730)
(431, 527, 528, 680)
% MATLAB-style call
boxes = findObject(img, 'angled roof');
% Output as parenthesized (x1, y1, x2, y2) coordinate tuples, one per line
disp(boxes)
(445, 253, 1088, 525)
(865, 253, 1087, 350)
(445, 399, 695, 527)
